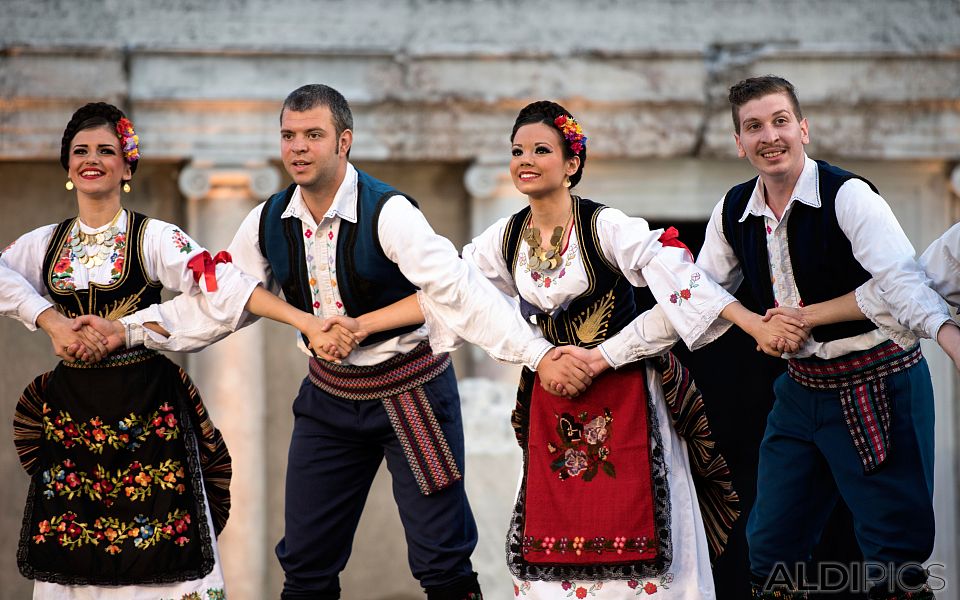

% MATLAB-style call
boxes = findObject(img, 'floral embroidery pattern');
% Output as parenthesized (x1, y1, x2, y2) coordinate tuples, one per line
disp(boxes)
(522, 241, 578, 288)
(522, 534, 654, 558)
(561, 581, 603, 598)
(514, 581, 531, 596)
(41, 458, 186, 507)
(108, 232, 127, 279)
(171, 229, 193, 254)
(33, 509, 193, 553)
(51, 247, 76, 291)
(305, 222, 343, 316)
(325, 224, 341, 306)
(628, 573, 673, 595)
(668, 272, 700, 306)
(42, 402, 180, 453)
(547, 409, 615, 481)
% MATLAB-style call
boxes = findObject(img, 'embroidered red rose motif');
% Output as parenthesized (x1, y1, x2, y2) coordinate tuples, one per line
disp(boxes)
(576, 587, 588, 599)
(644, 582, 657, 594)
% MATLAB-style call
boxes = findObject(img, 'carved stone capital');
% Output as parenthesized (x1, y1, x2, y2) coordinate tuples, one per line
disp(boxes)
(178, 162, 281, 200)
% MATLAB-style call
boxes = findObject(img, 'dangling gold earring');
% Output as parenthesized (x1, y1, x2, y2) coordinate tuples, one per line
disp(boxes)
(123, 182, 131, 193)
(65, 179, 74, 191)
(563, 176, 571, 188)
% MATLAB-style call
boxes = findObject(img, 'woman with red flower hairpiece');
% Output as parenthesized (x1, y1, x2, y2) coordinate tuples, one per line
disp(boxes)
(412, 100, 769, 598)
(0, 102, 356, 598)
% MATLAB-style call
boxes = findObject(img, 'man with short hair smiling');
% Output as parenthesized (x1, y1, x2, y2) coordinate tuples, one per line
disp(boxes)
(695, 75, 957, 599)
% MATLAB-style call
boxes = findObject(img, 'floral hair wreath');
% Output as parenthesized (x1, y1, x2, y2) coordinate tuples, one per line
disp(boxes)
(116, 117, 141, 163)
(554, 114, 587, 154)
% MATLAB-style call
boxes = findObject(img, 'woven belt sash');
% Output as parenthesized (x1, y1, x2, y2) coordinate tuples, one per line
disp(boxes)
(307, 342, 460, 495)
(788, 340, 922, 474)
(61, 346, 158, 369)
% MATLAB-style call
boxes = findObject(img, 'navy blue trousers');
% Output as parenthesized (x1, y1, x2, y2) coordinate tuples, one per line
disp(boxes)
(748, 358, 936, 589)
(276, 366, 478, 599)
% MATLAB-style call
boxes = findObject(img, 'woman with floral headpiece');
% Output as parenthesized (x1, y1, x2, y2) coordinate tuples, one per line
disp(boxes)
(408, 100, 762, 598)
(0, 102, 356, 598)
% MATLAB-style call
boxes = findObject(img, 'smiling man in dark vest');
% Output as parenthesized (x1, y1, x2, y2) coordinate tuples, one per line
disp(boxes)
(695, 75, 956, 599)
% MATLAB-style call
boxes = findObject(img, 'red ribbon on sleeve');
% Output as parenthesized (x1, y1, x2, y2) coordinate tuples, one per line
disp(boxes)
(187, 250, 233, 292)
(658, 226, 694, 261)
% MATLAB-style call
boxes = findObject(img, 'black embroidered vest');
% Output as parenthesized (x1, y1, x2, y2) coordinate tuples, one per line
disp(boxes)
(721, 160, 880, 343)
(258, 170, 421, 346)
(41, 210, 163, 319)
(502, 198, 639, 348)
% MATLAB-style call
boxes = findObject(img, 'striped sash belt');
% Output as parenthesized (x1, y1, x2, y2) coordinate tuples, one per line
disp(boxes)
(787, 340, 922, 474)
(308, 342, 460, 495)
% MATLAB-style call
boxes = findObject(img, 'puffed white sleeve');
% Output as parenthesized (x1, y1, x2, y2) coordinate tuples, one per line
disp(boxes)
(0, 225, 58, 330)
(596, 207, 735, 354)
(919, 222, 960, 309)
(460, 217, 521, 298)
(837, 180, 951, 341)
(855, 221, 960, 348)
(378, 197, 552, 370)
(118, 207, 267, 351)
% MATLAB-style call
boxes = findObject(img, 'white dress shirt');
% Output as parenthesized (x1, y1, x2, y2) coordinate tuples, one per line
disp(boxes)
(856, 221, 959, 346)
(696, 154, 950, 358)
(122, 164, 553, 369)
(421, 204, 735, 369)
(0, 211, 257, 332)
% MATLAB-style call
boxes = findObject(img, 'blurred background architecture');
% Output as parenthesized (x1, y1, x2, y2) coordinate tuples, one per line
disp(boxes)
(2, 1, 959, 598)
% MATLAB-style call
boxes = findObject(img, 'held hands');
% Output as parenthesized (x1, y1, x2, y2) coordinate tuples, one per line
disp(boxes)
(758, 307, 810, 356)
(71, 315, 125, 362)
(36, 308, 111, 364)
(301, 315, 368, 363)
(535, 346, 602, 398)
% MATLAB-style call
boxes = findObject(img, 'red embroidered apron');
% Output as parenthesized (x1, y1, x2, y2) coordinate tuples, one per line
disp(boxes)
(522, 367, 657, 564)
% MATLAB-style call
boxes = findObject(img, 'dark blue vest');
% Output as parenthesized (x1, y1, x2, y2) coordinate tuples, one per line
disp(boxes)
(258, 169, 420, 346)
(721, 160, 879, 343)
(502, 198, 640, 348)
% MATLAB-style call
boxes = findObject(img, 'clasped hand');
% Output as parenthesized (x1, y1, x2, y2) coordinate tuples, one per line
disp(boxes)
(302, 315, 368, 363)
(38, 311, 123, 364)
(757, 306, 810, 356)
(535, 345, 610, 398)
(44, 311, 370, 365)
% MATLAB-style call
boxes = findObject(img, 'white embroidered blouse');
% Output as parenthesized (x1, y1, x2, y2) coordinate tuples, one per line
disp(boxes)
(0, 211, 258, 332)
(420, 202, 737, 368)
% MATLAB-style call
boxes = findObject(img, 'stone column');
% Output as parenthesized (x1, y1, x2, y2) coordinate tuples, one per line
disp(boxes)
(177, 162, 280, 600)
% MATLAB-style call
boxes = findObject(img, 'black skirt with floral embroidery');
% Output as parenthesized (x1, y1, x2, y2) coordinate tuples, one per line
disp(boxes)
(13, 350, 231, 585)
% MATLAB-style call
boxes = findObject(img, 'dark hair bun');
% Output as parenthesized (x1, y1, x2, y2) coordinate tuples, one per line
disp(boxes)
(60, 102, 137, 174)
(511, 100, 587, 188)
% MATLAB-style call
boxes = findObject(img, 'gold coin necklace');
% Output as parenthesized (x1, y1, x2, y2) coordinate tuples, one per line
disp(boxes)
(523, 203, 574, 271)
(69, 208, 123, 269)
